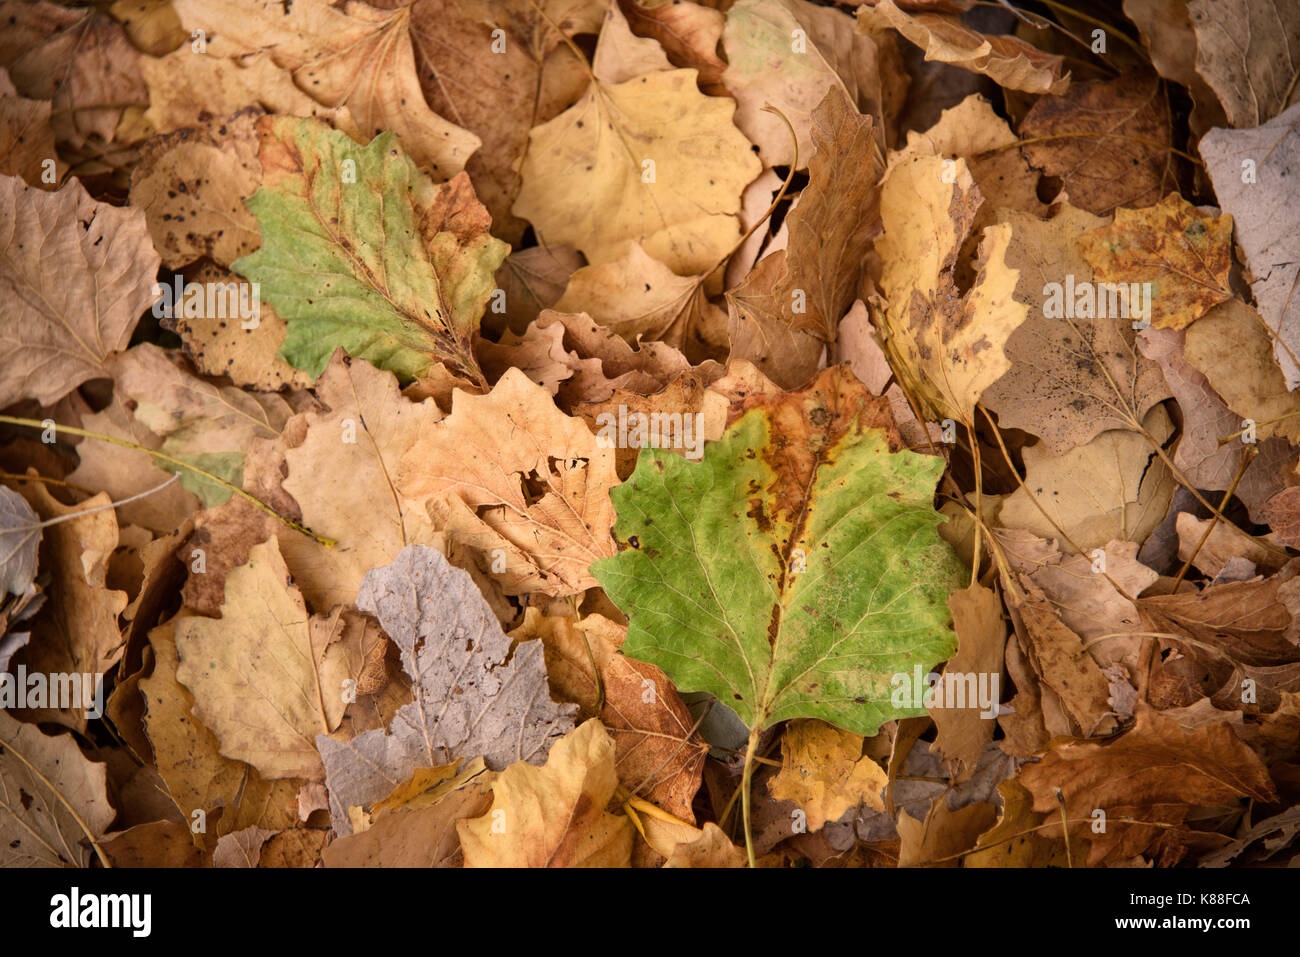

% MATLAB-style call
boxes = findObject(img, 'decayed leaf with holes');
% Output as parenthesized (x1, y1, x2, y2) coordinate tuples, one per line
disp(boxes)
(860, 0, 1068, 95)
(316, 546, 577, 834)
(1187, 0, 1300, 128)
(870, 154, 1029, 424)
(727, 89, 880, 353)
(0, 709, 115, 867)
(769, 720, 888, 831)
(998, 407, 1175, 554)
(513, 9, 759, 275)
(1079, 193, 1232, 331)
(0, 174, 160, 407)
(279, 350, 444, 611)
(1019, 72, 1173, 217)
(396, 368, 618, 597)
(107, 344, 293, 506)
(128, 109, 262, 269)
(1199, 103, 1300, 388)
(981, 204, 1170, 454)
(592, 365, 963, 738)
(528, 608, 706, 823)
(458, 719, 634, 867)
(174, 539, 352, 780)
(232, 116, 508, 386)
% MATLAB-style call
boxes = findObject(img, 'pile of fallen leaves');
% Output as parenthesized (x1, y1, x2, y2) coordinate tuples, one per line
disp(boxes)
(1, 0, 1299, 870)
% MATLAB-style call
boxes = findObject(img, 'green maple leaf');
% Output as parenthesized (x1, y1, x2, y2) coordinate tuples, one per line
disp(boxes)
(232, 116, 508, 385)
(591, 367, 962, 740)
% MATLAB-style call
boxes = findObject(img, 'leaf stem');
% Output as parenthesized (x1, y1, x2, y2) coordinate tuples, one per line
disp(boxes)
(0, 415, 335, 547)
(740, 724, 762, 869)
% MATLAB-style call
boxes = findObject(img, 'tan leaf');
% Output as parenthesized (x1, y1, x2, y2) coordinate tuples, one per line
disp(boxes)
(662, 822, 748, 868)
(0, 709, 115, 867)
(3, 3, 147, 150)
(620, 0, 727, 94)
(1199, 103, 1300, 387)
(458, 719, 634, 867)
(554, 241, 725, 352)
(280, 350, 444, 612)
(0, 72, 62, 188)
(1188, 0, 1300, 128)
(966, 779, 1066, 867)
(491, 244, 585, 336)
(139, 49, 335, 135)
(1182, 299, 1300, 445)
(10, 483, 128, 731)
(321, 772, 494, 867)
(400, 0, 603, 240)
(998, 407, 1175, 553)
(397, 367, 618, 597)
(62, 389, 201, 536)
(0, 175, 160, 407)
(1012, 594, 1116, 738)
(514, 13, 759, 275)
(172, 0, 479, 177)
(295, 2, 480, 178)
(1139, 326, 1294, 521)
(722, 0, 895, 167)
(174, 539, 352, 780)
(1121, 0, 1225, 136)
(860, 0, 1068, 95)
(886, 93, 1042, 215)
(727, 89, 881, 357)
(897, 799, 999, 866)
(139, 617, 303, 847)
(576, 370, 726, 477)
(107, 344, 294, 506)
(981, 203, 1170, 454)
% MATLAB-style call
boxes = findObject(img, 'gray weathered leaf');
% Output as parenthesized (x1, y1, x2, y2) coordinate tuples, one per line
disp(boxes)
(0, 485, 40, 596)
(316, 545, 576, 834)
(1199, 102, 1300, 387)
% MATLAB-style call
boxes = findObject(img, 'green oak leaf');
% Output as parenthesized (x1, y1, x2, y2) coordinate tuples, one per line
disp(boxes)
(232, 116, 508, 385)
(591, 366, 962, 738)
